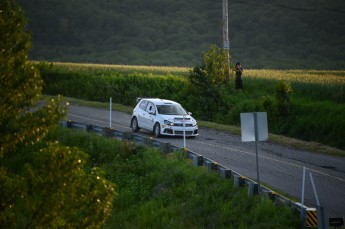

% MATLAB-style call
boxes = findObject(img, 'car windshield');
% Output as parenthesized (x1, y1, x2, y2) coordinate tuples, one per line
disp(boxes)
(157, 104, 187, 115)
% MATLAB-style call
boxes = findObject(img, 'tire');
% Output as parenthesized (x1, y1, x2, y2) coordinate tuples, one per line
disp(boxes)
(153, 122, 161, 138)
(131, 117, 139, 132)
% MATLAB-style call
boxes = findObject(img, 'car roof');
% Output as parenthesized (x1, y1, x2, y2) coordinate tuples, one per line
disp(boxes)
(139, 98, 179, 106)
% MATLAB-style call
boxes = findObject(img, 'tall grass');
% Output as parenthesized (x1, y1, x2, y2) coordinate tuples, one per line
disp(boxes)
(48, 127, 301, 228)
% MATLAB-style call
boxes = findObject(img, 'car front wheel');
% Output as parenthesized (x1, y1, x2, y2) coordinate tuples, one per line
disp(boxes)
(153, 122, 161, 138)
(131, 117, 139, 132)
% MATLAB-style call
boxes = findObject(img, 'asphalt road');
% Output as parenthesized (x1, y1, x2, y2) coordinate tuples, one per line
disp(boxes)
(67, 105, 345, 218)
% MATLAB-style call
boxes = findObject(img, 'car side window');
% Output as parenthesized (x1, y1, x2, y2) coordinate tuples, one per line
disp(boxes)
(139, 100, 148, 110)
(146, 102, 155, 114)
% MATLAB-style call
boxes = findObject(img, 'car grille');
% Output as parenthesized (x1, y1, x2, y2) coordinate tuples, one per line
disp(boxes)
(174, 123, 194, 127)
(174, 131, 194, 135)
(174, 118, 191, 121)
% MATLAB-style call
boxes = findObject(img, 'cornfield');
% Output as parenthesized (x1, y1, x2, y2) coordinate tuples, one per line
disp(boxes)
(245, 69, 345, 85)
(49, 62, 345, 85)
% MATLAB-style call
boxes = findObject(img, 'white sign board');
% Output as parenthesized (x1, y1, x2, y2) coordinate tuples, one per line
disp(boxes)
(240, 112, 268, 142)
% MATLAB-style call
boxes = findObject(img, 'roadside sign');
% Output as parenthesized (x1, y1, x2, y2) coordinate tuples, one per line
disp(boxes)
(240, 112, 268, 142)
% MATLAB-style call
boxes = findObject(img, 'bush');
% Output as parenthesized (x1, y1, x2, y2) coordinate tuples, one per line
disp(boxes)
(274, 80, 293, 117)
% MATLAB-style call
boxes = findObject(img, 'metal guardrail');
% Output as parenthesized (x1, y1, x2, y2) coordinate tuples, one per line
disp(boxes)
(60, 120, 309, 215)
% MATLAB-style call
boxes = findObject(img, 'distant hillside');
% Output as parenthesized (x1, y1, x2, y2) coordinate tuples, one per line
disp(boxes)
(19, 0, 345, 69)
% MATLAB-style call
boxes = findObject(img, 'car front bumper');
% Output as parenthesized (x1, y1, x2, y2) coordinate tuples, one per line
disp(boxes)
(161, 125, 198, 136)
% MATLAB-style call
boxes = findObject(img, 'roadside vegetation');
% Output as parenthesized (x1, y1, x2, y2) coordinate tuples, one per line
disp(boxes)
(48, 127, 301, 229)
(38, 60, 345, 152)
(0, 1, 115, 227)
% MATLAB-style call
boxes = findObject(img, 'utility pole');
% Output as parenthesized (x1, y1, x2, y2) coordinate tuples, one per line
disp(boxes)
(223, 0, 230, 84)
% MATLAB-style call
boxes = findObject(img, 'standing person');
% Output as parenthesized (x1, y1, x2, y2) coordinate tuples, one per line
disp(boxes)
(235, 62, 243, 89)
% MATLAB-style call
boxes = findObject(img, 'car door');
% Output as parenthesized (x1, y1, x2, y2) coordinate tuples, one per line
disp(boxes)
(143, 102, 156, 130)
(137, 100, 149, 129)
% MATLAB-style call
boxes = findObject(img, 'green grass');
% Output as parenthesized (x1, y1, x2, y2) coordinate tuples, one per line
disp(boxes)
(48, 127, 301, 228)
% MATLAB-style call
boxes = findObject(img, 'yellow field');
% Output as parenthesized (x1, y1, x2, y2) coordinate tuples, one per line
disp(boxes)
(245, 69, 345, 85)
(50, 62, 191, 76)
(46, 62, 345, 85)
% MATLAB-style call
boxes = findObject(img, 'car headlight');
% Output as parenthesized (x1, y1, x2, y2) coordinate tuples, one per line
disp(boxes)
(164, 120, 174, 126)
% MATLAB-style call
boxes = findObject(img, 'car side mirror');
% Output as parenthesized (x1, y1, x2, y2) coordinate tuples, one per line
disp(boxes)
(149, 111, 156, 115)
(188, 112, 192, 115)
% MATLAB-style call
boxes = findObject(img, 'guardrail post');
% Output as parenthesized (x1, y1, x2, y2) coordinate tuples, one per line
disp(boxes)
(269, 191, 276, 202)
(102, 127, 114, 137)
(275, 194, 290, 206)
(234, 175, 245, 189)
(262, 190, 276, 202)
(191, 155, 203, 166)
(219, 168, 231, 179)
(86, 124, 93, 132)
(160, 142, 171, 155)
(144, 137, 153, 147)
(206, 161, 218, 173)
(122, 132, 133, 140)
(316, 206, 327, 229)
(66, 120, 72, 128)
(62, 120, 69, 128)
(248, 182, 259, 196)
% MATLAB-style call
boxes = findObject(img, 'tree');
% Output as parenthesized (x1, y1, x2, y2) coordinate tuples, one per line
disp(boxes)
(189, 44, 231, 88)
(188, 44, 232, 116)
(1, 142, 116, 228)
(0, 1, 116, 227)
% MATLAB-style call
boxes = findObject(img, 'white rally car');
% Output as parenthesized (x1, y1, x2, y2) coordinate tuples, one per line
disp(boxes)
(130, 98, 198, 138)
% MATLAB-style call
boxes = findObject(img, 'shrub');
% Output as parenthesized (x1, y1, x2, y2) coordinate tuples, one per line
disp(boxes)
(274, 80, 293, 117)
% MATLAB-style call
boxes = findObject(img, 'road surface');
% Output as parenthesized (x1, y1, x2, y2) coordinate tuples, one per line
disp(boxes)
(67, 105, 345, 218)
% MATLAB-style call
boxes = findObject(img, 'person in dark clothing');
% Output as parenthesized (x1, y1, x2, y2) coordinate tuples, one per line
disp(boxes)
(235, 62, 243, 89)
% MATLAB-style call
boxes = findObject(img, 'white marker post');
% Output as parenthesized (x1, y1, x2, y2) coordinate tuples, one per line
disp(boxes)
(183, 114, 186, 149)
(309, 173, 327, 229)
(109, 97, 112, 128)
(301, 166, 306, 220)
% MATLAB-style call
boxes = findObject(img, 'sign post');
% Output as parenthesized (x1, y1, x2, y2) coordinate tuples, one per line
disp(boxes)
(109, 97, 112, 128)
(301, 166, 306, 222)
(240, 112, 268, 200)
(254, 113, 260, 194)
(183, 114, 186, 150)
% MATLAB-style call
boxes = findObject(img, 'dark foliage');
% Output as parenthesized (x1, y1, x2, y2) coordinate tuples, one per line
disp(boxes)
(19, 0, 345, 69)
